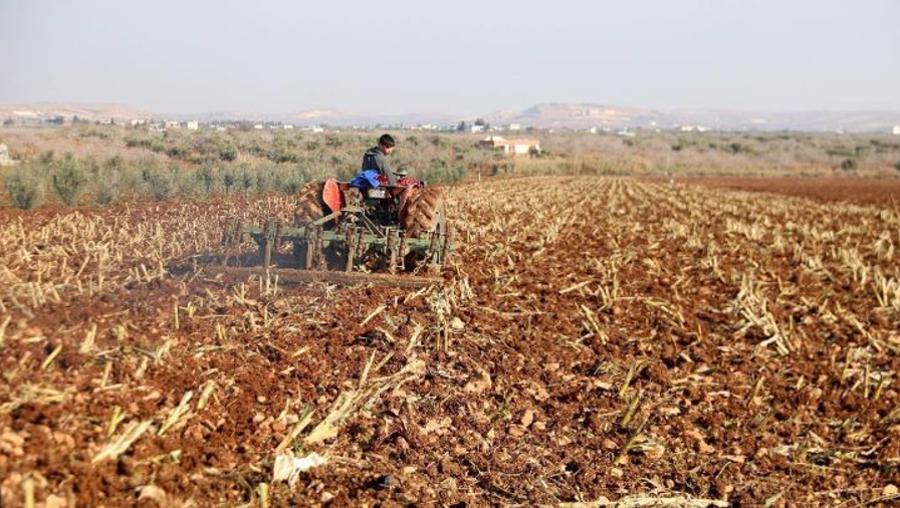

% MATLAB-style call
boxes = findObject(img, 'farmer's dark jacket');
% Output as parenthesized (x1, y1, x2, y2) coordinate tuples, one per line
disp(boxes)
(361, 146, 397, 186)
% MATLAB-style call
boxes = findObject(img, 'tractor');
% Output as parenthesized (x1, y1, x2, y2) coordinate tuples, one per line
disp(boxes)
(222, 173, 452, 285)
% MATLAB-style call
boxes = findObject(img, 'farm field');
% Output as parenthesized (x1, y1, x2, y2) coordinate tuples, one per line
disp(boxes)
(689, 176, 900, 207)
(1, 176, 899, 506)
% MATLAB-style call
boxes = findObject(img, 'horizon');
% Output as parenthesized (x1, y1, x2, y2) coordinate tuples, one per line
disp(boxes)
(3, 0, 899, 115)
(6, 100, 900, 117)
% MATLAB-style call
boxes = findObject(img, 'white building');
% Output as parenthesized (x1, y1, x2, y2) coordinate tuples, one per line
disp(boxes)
(470, 125, 485, 133)
(186, 120, 199, 130)
(478, 136, 541, 156)
(164, 120, 181, 130)
(893, 125, 900, 135)
(254, 124, 264, 130)
(508, 123, 521, 131)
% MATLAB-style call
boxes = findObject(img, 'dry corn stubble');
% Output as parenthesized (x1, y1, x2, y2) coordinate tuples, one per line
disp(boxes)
(0, 176, 898, 506)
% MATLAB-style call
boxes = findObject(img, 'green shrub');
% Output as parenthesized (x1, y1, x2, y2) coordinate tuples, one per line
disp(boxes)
(117, 165, 144, 199)
(419, 161, 465, 184)
(174, 169, 201, 199)
(95, 184, 117, 205)
(728, 142, 748, 154)
(138, 162, 174, 201)
(219, 143, 238, 161)
(827, 146, 855, 158)
(280, 171, 303, 195)
(239, 167, 254, 193)
(894, 160, 900, 171)
(197, 165, 216, 195)
(840, 158, 857, 171)
(4, 165, 45, 209)
(39, 151, 55, 164)
(222, 168, 236, 194)
(150, 171, 174, 201)
(94, 168, 120, 205)
(255, 170, 272, 194)
(51, 155, 88, 206)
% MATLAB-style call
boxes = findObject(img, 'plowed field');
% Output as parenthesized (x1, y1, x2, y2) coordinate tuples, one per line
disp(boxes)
(689, 176, 900, 207)
(2, 177, 899, 507)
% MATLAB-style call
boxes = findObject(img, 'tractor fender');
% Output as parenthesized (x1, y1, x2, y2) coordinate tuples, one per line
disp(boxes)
(323, 178, 342, 213)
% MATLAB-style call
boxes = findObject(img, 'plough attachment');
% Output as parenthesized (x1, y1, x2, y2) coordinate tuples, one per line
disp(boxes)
(221, 207, 453, 287)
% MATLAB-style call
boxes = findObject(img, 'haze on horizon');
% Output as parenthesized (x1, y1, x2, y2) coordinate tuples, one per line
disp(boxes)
(2, 0, 898, 116)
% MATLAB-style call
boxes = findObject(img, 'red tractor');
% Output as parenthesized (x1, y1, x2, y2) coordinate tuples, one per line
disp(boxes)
(224, 174, 452, 280)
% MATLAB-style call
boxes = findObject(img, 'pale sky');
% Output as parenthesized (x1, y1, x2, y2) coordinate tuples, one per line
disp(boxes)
(2, 0, 898, 115)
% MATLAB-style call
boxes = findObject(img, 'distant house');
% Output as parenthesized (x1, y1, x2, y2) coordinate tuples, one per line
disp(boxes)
(479, 136, 541, 156)
(164, 120, 181, 130)
(508, 123, 521, 131)
(186, 120, 199, 130)
(893, 125, 900, 135)
(470, 125, 485, 133)
(253, 124, 264, 130)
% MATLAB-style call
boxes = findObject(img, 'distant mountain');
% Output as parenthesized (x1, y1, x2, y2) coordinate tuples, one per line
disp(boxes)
(485, 103, 666, 129)
(3, 102, 899, 132)
(483, 103, 900, 132)
(0, 103, 152, 123)
(163, 108, 457, 127)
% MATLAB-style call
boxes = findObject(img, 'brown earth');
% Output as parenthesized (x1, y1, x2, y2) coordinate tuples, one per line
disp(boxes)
(686, 176, 900, 207)
(1, 177, 899, 507)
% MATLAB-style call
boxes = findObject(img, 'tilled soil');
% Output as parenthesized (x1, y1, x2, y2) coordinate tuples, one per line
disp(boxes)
(687, 175, 900, 207)
(1, 177, 899, 507)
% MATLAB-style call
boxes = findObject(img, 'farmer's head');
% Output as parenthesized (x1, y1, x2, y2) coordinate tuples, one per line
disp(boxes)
(378, 134, 396, 154)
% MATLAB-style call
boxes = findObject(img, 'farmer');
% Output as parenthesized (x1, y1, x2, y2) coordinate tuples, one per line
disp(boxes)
(353, 134, 398, 188)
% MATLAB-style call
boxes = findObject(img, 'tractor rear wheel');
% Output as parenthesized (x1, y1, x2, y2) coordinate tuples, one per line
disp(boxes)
(402, 187, 444, 237)
(402, 187, 452, 273)
(293, 181, 325, 226)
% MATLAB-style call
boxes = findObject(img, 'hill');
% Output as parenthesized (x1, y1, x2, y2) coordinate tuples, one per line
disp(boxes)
(0, 103, 152, 123)
(484, 103, 900, 132)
